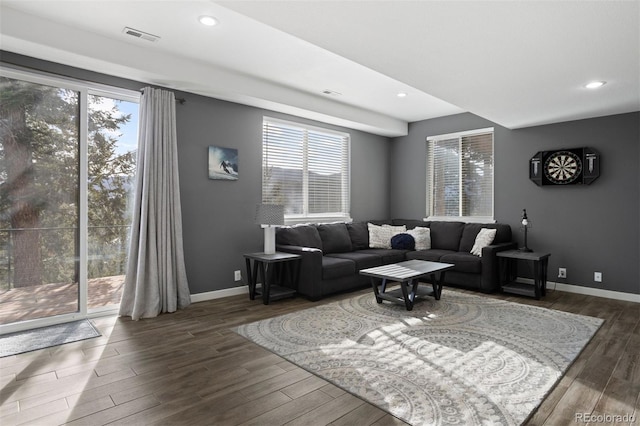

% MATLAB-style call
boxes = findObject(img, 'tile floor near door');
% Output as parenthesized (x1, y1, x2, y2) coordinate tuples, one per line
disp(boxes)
(0, 287, 638, 425)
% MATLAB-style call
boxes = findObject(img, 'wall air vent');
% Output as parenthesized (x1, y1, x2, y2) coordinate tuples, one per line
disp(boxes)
(123, 27, 160, 42)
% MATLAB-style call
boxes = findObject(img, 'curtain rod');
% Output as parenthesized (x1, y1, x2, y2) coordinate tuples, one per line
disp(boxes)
(140, 88, 186, 104)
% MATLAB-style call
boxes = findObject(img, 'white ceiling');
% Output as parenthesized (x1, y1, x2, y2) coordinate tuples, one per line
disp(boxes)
(1, 1, 638, 137)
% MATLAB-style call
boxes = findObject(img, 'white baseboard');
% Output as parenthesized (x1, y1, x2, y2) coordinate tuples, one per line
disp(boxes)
(189, 280, 639, 305)
(190, 285, 248, 303)
(518, 277, 640, 303)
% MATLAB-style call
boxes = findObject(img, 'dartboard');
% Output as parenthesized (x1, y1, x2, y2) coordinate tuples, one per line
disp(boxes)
(530, 147, 599, 186)
(544, 150, 582, 184)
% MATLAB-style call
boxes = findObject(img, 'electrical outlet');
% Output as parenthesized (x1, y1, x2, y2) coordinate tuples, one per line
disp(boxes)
(234, 270, 242, 281)
(558, 268, 566, 278)
(594, 272, 602, 282)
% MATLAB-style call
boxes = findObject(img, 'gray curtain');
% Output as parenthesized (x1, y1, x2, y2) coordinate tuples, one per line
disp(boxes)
(119, 87, 191, 320)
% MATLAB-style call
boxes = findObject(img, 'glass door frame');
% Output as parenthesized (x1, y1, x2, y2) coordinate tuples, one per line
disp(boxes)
(0, 65, 140, 334)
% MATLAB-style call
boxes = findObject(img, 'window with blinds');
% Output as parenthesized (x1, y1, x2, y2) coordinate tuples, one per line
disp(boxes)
(427, 128, 494, 221)
(262, 117, 350, 223)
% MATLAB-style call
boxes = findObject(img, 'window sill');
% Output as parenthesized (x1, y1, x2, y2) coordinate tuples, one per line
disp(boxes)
(285, 214, 352, 226)
(425, 216, 496, 224)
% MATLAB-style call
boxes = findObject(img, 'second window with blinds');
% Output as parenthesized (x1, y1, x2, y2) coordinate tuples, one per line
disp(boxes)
(262, 117, 351, 224)
(427, 128, 494, 222)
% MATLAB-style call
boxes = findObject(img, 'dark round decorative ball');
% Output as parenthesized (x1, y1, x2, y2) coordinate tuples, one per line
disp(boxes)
(391, 233, 415, 250)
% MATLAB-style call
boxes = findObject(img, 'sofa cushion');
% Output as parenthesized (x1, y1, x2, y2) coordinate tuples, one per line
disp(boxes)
(406, 249, 454, 262)
(276, 225, 323, 249)
(440, 252, 482, 274)
(326, 252, 382, 270)
(356, 248, 408, 264)
(346, 222, 369, 250)
(317, 223, 352, 254)
(406, 227, 431, 250)
(459, 224, 482, 252)
(368, 223, 407, 249)
(321, 256, 356, 280)
(391, 233, 415, 250)
(429, 221, 465, 251)
(470, 228, 497, 256)
(492, 224, 512, 245)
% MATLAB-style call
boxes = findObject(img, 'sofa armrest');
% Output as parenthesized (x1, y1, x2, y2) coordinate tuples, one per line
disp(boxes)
(481, 241, 517, 257)
(479, 242, 517, 292)
(276, 244, 324, 300)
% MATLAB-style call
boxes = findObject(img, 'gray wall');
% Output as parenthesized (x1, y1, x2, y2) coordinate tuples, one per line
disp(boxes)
(390, 112, 640, 295)
(1, 52, 391, 295)
(174, 92, 390, 294)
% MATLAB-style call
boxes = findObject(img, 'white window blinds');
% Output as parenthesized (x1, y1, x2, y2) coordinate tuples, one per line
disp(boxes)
(427, 128, 494, 221)
(262, 118, 350, 222)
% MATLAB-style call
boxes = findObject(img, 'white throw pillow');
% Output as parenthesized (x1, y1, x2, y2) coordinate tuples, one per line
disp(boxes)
(407, 227, 431, 250)
(470, 228, 497, 257)
(368, 223, 406, 249)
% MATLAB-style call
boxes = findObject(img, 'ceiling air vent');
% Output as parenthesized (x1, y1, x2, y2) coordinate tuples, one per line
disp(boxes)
(123, 27, 160, 42)
(322, 89, 342, 96)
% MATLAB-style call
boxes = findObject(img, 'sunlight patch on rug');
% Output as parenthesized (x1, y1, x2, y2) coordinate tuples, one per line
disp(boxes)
(235, 290, 603, 426)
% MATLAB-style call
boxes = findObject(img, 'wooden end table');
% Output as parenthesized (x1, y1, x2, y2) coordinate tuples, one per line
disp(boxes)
(496, 249, 551, 299)
(243, 252, 301, 305)
(360, 260, 454, 311)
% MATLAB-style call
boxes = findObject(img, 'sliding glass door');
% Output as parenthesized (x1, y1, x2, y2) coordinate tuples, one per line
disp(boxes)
(0, 67, 138, 332)
(87, 94, 137, 313)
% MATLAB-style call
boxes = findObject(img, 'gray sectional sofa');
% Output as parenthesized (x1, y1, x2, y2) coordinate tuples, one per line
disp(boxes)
(275, 219, 516, 300)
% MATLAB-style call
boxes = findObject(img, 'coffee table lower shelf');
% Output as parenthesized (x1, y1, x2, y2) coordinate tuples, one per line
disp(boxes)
(375, 285, 437, 304)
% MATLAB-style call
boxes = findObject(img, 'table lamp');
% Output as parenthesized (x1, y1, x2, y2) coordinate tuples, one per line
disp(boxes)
(519, 208, 532, 252)
(255, 204, 285, 254)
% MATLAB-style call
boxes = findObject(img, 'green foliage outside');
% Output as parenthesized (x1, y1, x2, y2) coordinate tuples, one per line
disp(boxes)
(0, 76, 136, 290)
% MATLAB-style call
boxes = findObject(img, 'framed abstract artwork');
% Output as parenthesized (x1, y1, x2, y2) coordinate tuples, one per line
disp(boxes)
(208, 145, 238, 181)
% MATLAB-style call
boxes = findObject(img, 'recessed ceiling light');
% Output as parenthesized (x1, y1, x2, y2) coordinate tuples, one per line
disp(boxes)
(585, 81, 606, 89)
(397, 92, 408, 98)
(199, 16, 218, 26)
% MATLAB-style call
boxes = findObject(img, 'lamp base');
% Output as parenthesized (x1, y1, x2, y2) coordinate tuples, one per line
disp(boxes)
(263, 226, 276, 255)
(518, 247, 533, 252)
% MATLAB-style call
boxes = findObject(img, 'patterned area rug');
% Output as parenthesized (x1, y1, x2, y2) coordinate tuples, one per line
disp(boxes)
(235, 289, 603, 426)
(0, 320, 101, 357)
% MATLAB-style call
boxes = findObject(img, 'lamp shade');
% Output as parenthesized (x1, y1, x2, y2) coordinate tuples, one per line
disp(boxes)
(255, 204, 284, 226)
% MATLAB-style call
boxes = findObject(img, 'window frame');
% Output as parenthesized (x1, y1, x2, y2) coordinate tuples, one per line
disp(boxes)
(262, 117, 351, 225)
(426, 127, 495, 223)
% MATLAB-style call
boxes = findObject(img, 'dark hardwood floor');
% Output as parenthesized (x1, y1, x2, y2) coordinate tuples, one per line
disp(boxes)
(1, 286, 638, 425)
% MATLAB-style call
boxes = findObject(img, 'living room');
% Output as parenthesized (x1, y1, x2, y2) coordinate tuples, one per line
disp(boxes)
(0, 1, 638, 425)
(3, 1, 638, 303)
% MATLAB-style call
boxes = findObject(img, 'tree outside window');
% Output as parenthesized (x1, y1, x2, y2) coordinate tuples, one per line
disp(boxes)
(0, 75, 137, 297)
(427, 129, 494, 221)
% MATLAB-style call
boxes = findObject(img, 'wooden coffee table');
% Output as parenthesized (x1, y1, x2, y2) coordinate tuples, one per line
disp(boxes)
(360, 260, 454, 310)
